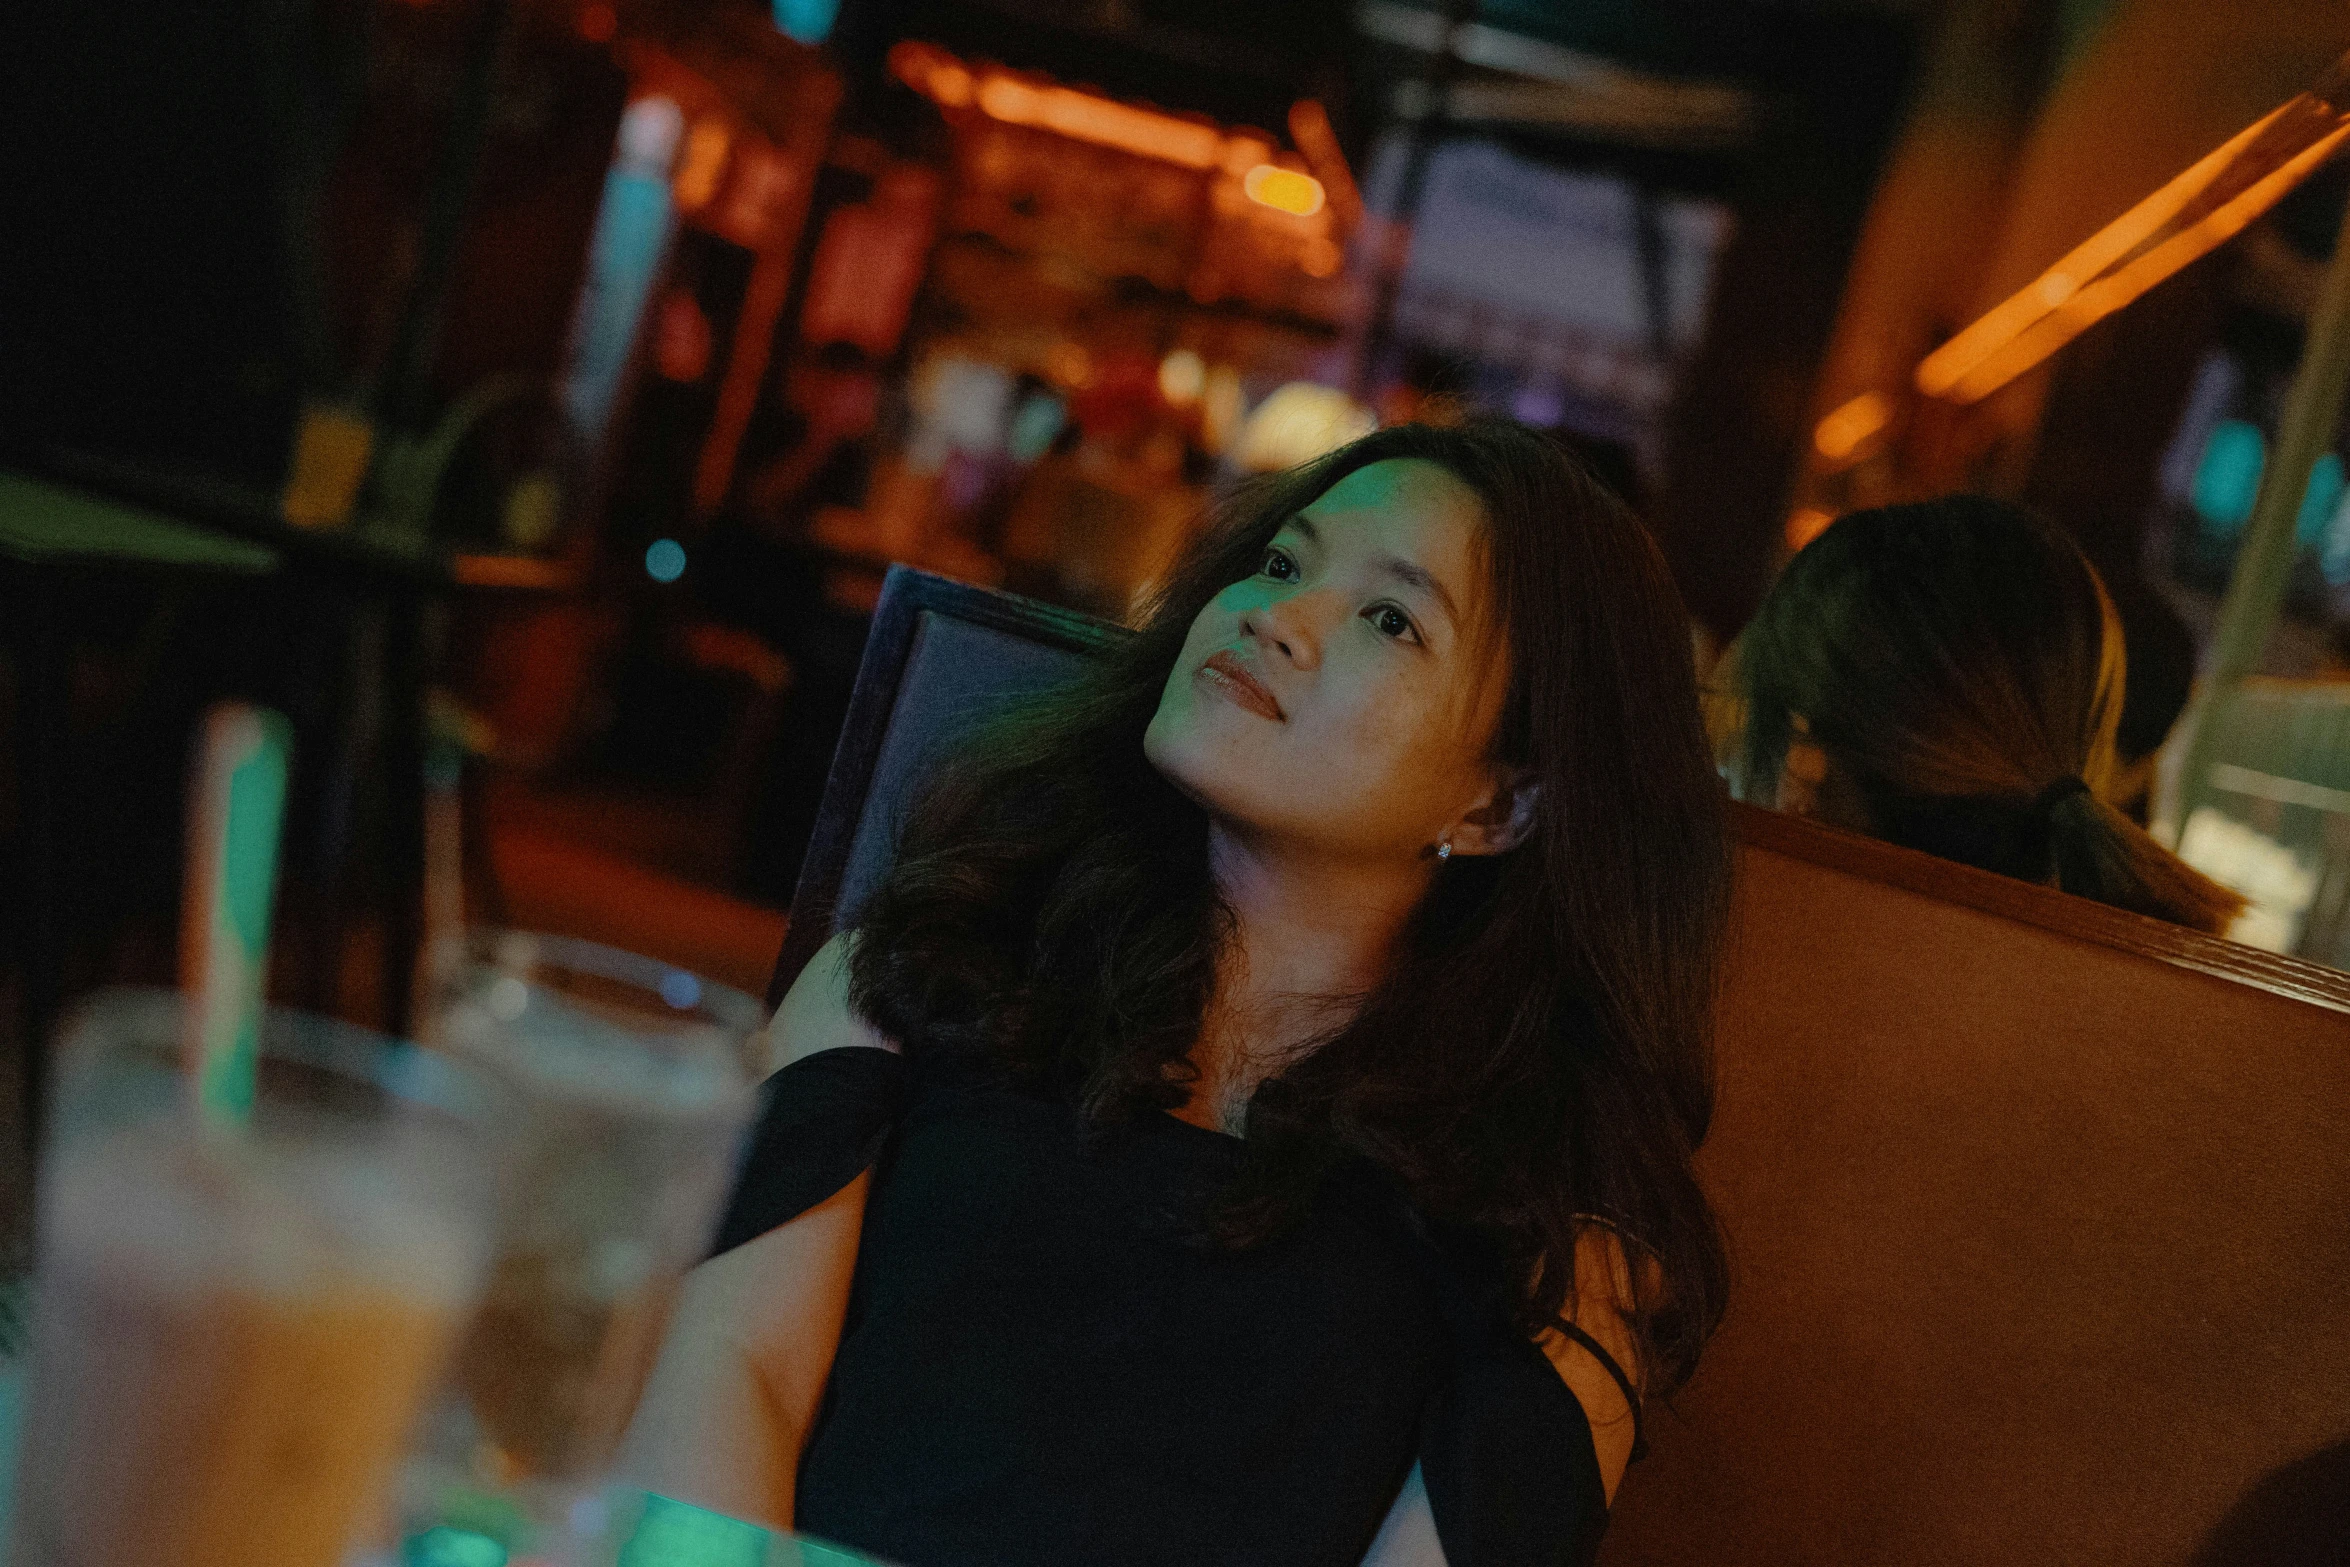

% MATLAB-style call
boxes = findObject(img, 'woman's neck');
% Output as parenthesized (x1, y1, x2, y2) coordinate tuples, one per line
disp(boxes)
(1178, 822, 1429, 1134)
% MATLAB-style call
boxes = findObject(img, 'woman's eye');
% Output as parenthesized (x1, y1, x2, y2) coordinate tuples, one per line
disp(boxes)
(1260, 547, 1300, 582)
(1367, 604, 1419, 642)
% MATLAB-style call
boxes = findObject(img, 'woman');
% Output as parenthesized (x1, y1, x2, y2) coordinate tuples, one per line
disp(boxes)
(1722, 494, 2241, 933)
(627, 420, 1734, 1566)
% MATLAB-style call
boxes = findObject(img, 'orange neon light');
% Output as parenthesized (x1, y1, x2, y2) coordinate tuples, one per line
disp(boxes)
(1935, 120, 2350, 404)
(888, 38, 1229, 170)
(1918, 58, 2350, 405)
(930, 61, 974, 108)
(1812, 391, 1891, 462)
(890, 39, 1309, 178)
(1288, 100, 1362, 229)
(1221, 136, 1275, 179)
(1916, 107, 2283, 399)
(1243, 165, 1326, 216)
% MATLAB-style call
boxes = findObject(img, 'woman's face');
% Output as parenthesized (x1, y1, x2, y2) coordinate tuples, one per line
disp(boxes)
(1144, 458, 1514, 864)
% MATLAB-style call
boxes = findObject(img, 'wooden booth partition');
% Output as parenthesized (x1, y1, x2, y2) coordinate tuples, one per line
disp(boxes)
(1603, 804, 2350, 1566)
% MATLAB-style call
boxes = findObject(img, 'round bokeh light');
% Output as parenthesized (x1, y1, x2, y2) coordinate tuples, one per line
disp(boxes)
(644, 538, 688, 583)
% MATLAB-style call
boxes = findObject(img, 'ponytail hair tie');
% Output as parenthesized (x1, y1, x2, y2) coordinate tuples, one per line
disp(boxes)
(2033, 775, 2092, 818)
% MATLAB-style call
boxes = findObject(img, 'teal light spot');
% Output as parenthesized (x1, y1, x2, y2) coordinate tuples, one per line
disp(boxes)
(404, 1526, 508, 1567)
(645, 538, 688, 582)
(2298, 451, 2345, 547)
(1007, 392, 1066, 463)
(2190, 419, 2265, 538)
(2323, 486, 2350, 585)
(773, 0, 841, 43)
(619, 1493, 772, 1567)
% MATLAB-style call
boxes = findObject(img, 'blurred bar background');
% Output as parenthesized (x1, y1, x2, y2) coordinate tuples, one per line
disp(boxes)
(3, 0, 2349, 1248)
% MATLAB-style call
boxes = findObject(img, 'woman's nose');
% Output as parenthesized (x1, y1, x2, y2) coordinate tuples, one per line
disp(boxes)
(1241, 591, 1325, 670)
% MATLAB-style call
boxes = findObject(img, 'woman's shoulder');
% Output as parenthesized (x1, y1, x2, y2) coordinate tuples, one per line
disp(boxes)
(710, 935, 906, 1256)
(760, 931, 900, 1072)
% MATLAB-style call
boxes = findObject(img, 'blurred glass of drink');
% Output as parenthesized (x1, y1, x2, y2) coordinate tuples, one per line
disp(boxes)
(9, 990, 504, 1567)
(414, 933, 762, 1516)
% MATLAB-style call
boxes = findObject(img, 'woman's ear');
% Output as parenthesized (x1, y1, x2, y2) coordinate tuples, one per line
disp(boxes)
(1449, 771, 1540, 857)
(1776, 734, 1830, 817)
(1774, 723, 1875, 834)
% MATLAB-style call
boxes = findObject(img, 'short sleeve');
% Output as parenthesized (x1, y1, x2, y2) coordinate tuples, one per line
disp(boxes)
(710, 1046, 911, 1256)
(1418, 1334, 1611, 1567)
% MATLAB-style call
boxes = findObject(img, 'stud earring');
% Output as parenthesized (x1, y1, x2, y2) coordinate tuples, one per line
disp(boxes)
(1436, 836, 1453, 862)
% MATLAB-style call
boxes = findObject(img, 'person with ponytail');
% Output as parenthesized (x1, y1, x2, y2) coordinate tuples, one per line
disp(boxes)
(1723, 494, 2243, 935)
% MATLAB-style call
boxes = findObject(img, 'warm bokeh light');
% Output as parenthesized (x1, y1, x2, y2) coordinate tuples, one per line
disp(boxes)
(1785, 506, 1835, 551)
(930, 61, 974, 109)
(1812, 391, 1891, 463)
(1918, 75, 2350, 405)
(890, 40, 1227, 170)
(1242, 165, 1326, 217)
(671, 120, 731, 212)
(1915, 111, 2283, 399)
(576, 2, 617, 43)
(1221, 137, 1275, 179)
(1044, 341, 1094, 390)
(1157, 349, 1205, 405)
(1287, 99, 1363, 230)
(1234, 383, 1375, 472)
(888, 40, 1351, 199)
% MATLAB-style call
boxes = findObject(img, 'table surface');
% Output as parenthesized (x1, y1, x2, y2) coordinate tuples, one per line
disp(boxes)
(0, 452, 582, 594)
(0, 473, 281, 574)
(0, 1361, 895, 1566)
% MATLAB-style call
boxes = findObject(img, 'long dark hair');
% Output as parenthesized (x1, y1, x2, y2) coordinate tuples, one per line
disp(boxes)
(1727, 495, 2242, 933)
(849, 420, 1733, 1394)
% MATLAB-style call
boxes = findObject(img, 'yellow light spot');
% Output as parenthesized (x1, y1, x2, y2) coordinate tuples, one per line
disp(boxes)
(1158, 349, 1205, 405)
(1812, 391, 1891, 463)
(280, 403, 375, 529)
(672, 120, 731, 211)
(1242, 165, 1326, 217)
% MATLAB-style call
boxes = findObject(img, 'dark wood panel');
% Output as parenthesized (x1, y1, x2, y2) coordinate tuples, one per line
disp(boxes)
(1731, 799, 2350, 1016)
(1607, 818, 2350, 1565)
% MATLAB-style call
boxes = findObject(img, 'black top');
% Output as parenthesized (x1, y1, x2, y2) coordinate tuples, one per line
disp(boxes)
(714, 1046, 1611, 1567)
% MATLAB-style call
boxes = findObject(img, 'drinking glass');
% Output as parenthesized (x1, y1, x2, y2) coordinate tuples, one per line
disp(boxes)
(8, 989, 503, 1567)
(399, 932, 765, 1559)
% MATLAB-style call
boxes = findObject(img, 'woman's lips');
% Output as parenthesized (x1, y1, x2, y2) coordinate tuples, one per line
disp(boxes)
(1199, 650, 1285, 720)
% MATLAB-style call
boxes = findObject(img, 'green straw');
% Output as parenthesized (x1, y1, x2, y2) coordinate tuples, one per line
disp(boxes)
(180, 702, 294, 1128)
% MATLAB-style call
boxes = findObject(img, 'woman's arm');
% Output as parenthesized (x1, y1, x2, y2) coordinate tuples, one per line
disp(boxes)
(1536, 1228, 1642, 1503)
(620, 933, 893, 1529)
(1358, 1230, 1642, 1567)
(1359, 1463, 1447, 1567)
